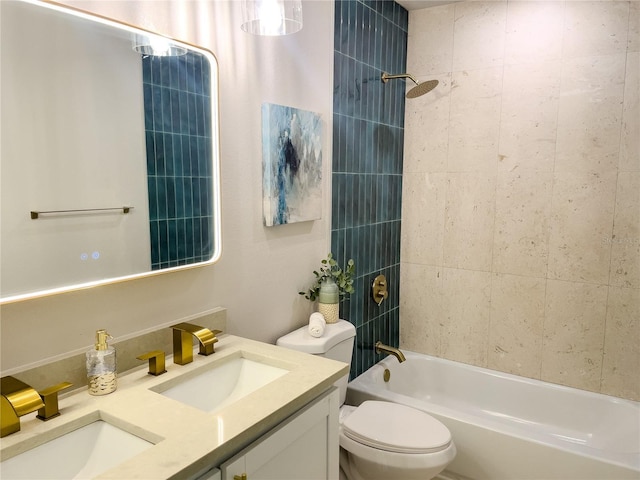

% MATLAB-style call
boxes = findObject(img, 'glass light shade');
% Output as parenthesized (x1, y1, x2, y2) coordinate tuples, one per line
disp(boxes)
(241, 0, 303, 36)
(132, 33, 187, 56)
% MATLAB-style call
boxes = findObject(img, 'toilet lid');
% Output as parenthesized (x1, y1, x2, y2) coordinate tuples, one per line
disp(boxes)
(342, 401, 451, 454)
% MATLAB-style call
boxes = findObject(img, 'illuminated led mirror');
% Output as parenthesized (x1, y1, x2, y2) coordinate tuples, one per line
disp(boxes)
(0, 0, 221, 303)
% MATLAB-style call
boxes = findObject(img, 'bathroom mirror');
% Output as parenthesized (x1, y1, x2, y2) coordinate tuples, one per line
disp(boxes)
(0, 0, 222, 304)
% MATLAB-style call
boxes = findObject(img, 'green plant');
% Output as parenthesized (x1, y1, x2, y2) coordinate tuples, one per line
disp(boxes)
(299, 253, 355, 302)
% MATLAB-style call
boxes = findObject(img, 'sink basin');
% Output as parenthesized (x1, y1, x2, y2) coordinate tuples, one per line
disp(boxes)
(0, 420, 153, 479)
(155, 356, 289, 413)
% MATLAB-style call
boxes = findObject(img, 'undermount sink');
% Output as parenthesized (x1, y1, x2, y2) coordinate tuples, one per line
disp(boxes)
(0, 420, 153, 479)
(154, 355, 289, 413)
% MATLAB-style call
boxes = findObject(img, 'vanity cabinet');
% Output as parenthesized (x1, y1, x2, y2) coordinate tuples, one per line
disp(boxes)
(220, 388, 339, 480)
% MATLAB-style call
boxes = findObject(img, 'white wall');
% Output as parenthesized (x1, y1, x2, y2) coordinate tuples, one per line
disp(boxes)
(0, 0, 334, 373)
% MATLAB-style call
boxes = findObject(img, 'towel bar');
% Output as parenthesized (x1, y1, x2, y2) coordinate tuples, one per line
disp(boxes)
(30, 206, 133, 219)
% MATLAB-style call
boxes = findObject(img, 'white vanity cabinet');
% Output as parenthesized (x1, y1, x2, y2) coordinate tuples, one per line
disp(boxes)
(220, 388, 339, 480)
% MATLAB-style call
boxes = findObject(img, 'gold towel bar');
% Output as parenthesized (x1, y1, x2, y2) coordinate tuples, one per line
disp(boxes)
(30, 206, 133, 219)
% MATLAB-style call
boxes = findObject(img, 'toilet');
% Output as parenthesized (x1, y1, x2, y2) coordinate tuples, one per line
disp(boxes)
(277, 320, 456, 480)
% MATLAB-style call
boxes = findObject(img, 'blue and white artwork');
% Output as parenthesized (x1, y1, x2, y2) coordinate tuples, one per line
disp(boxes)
(262, 103, 322, 226)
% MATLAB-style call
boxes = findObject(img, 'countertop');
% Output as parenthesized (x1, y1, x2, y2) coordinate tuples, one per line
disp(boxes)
(0, 334, 349, 479)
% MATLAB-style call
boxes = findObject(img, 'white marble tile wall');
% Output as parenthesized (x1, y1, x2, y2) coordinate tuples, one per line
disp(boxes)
(400, 0, 640, 401)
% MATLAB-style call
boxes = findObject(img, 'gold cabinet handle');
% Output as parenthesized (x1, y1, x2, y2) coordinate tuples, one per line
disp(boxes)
(136, 350, 167, 376)
(233, 474, 247, 480)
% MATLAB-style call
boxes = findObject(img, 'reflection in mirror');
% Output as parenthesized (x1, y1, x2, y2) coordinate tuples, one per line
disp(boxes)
(0, 0, 221, 303)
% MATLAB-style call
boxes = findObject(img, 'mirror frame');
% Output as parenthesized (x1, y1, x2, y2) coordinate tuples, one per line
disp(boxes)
(0, 0, 222, 304)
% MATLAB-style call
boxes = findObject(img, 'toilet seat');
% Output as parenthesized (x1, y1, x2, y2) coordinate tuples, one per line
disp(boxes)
(342, 401, 451, 454)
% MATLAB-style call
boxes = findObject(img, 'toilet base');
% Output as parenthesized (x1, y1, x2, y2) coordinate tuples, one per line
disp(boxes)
(340, 449, 448, 480)
(339, 434, 456, 480)
(338, 457, 349, 480)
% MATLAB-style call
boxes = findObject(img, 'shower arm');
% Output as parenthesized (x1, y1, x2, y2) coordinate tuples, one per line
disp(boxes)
(381, 72, 419, 86)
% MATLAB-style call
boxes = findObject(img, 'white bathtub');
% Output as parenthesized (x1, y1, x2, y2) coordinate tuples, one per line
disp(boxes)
(345, 351, 640, 480)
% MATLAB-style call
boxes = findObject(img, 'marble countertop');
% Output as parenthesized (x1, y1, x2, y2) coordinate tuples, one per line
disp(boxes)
(0, 334, 349, 479)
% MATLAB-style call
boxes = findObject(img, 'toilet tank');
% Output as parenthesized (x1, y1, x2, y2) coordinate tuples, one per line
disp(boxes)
(276, 319, 355, 404)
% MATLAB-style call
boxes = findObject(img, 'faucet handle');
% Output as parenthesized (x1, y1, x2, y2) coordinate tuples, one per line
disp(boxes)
(136, 350, 167, 376)
(372, 274, 389, 306)
(37, 381, 73, 421)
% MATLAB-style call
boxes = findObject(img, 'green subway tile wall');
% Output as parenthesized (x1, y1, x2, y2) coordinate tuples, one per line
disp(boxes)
(142, 53, 214, 270)
(332, 0, 408, 379)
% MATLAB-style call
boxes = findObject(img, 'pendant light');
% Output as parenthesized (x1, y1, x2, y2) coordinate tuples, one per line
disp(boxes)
(241, 0, 303, 36)
(132, 33, 187, 57)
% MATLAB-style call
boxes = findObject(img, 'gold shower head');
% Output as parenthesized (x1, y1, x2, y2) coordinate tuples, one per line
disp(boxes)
(381, 72, 438, 98)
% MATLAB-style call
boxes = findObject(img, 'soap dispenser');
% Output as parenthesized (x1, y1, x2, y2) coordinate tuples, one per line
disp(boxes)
(86, 329, 117, 395)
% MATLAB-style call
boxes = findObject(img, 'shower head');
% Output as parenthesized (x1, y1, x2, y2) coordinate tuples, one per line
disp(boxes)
(406, 79, 439, 98)
(381, 72, 439, 98)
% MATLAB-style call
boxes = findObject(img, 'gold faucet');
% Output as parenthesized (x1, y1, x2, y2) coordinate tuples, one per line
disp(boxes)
(1, 376, 45, 437)
(171, 323, 222, 365)
(375, 341, 406, 363)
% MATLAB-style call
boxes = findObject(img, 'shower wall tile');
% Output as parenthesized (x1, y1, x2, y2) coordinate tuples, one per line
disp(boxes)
(333, 0, 408, 379)
(452, 1, 507, 71)
(629, 1, 640, 52)
(488, 273, 545, 379)
(555, 54, 626, 174)
(401, 172, 446, 266)
(403, 73, 451, 173)
(401, 1, 639, 401)
(448, 67, 502, 173)
(399, 263, 443, 356)
(407, 4, 454, 76)
(504, 1, 564, 66)
(547, 171, 617, 284)
(492, 170, 552, 278)
(620, 52, 639, 172)
(609, 171, 640, 288)
(542, 279, 607, 392)
(562, 1, 630, 59)
(498, 61, 560, 173)
(601, 286, 640, 400)
(440, 268, 492, 367)
(443, 172, 496, 271)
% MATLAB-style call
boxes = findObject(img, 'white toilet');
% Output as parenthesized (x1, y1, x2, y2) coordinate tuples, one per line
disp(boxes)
(277, 320, 456, 480)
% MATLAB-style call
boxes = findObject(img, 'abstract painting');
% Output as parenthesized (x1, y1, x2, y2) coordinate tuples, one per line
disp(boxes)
(262, 103, 322, 226)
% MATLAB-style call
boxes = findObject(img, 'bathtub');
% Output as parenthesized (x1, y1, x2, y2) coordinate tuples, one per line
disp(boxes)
(345, 351, 640, 480)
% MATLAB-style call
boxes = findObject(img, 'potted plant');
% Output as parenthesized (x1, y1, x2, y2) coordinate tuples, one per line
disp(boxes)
(299, 253, 355, 323)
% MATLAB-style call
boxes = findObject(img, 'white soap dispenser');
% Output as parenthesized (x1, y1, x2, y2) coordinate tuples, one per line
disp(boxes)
(86, 329, 117, 395)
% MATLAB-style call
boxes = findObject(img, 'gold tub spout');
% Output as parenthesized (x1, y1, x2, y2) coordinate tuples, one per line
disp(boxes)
(1, 376, 45, 437)
(171, 322, 222, 365)
(375, 341, 406, 363)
